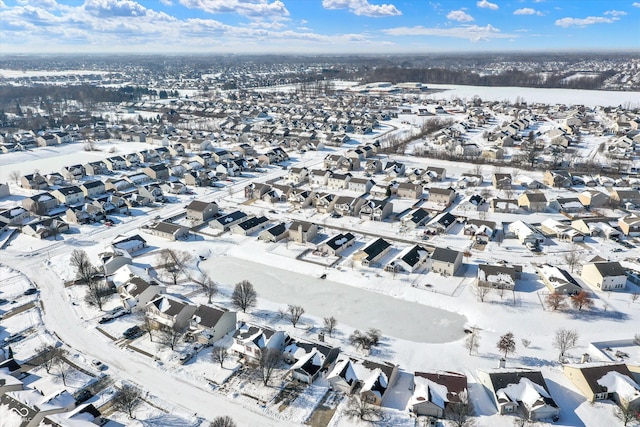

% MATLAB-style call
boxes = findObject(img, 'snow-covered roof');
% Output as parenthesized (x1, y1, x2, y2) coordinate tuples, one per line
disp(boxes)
(597, 371, 640, 402)
(496, 377, 551, 410)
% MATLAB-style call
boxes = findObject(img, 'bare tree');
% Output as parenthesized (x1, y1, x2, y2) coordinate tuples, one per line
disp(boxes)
(210, 416, 237, 427)
(634, 333, 640, 346)
(287, 304, 305, 328)
(9, 170, 21, 185)
(465, 329, 480, 355)
(631, 293, 639, 304)
(553, 329, 579, 361)
(344, 395, 382, 421)
(158, 325, 183, 351)
(497, 332, 516, 360)
(349, 328, 382, 351)
(193, 273, 217, 304)
(53, 356, 69, 386)
(562, 245, 581, 273)
(258, 348, 282, 386)
(476, 285, 492, 302)
(70, 249, 97, 284)
(365, 328, 381, 347)
(112, 384, 142, 419)
(546, 292, 567, 311)
(156, 248, 191, 285)
(37, 345, 63, 374)
(445, 390, 475, 427)
(615, 399, 640, 426)
(323, 316, 338, 337)
(141, 316, 155, 342)
(211, 345, 228, 368)
(231, 280, 257, 313)
(570, 291, 594, 311)
(85, 281, 111, 311)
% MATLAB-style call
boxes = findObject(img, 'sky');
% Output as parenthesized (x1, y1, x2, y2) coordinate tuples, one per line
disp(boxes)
(0, 0, 639, 55)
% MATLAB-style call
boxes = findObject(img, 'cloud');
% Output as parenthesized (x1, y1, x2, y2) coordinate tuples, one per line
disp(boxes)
(555, 15, 618, 27)
(159, 0, 172, 5)
(476, 0, 498, 10)
(604, 10, 627, 16)
(322, 0, 401, 17)
(384, 24, 515, 41)
(447, 9, 474, 22)
(179, 0, 289, 19)
(633, 2, 640, 7)
(514, 8, 543, 16)
(83, 0, 149, 18)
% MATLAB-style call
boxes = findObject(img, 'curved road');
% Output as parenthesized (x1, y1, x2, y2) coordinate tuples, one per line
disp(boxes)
(4, 251, 296, 426)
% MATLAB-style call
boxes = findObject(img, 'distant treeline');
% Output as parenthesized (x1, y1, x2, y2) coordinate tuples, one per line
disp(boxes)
(365, 67, 617, 90)
(0, 85, 155, 111)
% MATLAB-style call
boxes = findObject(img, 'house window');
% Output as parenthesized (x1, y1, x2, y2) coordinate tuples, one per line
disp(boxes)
(504, 406, 514, 413)
(595, 393, 607, 400)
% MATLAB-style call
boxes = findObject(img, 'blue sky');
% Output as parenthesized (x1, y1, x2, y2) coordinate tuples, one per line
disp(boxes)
(0, 0, 638, 54)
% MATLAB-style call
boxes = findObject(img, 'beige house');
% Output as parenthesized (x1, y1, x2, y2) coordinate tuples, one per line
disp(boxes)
(578, 189, 610, 208)
(411, 371, 468, 418)
(144, 221, 189, 241)
(289, 221, 318, 243)
(430, 247, 463, 276)
(581, 261, 628, 291)
(517, 191, 547, 212)
(186, 200, 218, 222)
(619, 214, 640, 236)
(145, 294, 197, 330)
(353, 237, 392, 267)
(118, 277, 165, 311)
(564, 363, 640, 408)
(428, 187, 456, 206)
(396, 182, 422, 199)
(187, 305, 237, 345)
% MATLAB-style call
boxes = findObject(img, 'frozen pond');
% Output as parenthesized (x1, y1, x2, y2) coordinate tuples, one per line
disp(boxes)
(201, 256, 467, 344)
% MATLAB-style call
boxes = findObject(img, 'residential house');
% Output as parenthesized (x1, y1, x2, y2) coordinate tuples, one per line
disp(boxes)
(99, 248, 132, 275)
(518, 191, 548, 212)
(309, 169, 332, 187)
(426, 166, 446, 181)
(464, 219, 495, 244)
(396, 182, 422, 199)
(477, 369, 560, 421)
(45, 172, 65, 187)
(0, 183, 9, 199)
(231, 216, 270, 235)
(425, 212, 458, 235)
(22, 192, 58, 215)
(384, 161, 406, 177)
(563, 363, 640, 408)
(143, 164, 170, 181)
(333, 196, 367, 217)
(348, 177, 375, 194)
(477, 264, 519, 290)
(314, 192, 337, 214)
(578, 190, 610, 208)
(103, 156, 127, 171)
(21, 218, 69, 239)
(83, 161, 107, 176)
(411, 371, 468, 418)
(287, 167, 309, 186)
(145, 294, 197, 330)
(536, 263, 582, 295)
(353, 237, 392, 267)
(284, 340, 340, 384)
(51, 186, 85, 206)
(231, 323, 289, 363)
(359, 199, 393, 221)
(0, 389, 76, 427)
(428, 187, 456, 207)
(492, 173, 513, 189)
(118, 277, 165, 311)
(137, 184, 164, 203)
(618, 214, 640, 236)
(288, 189, 315, 209)
(319, 232, 356, 256)
(544, 170, 572, 188)
(581, 261, 628, 291)
(491, 198, 520, 213)
(289, 221, 318, 243)
(258, 222, 289, 243)
(20, 173, 48, 190)
(144, 221, 189, 241)
(244, 182, 273, 200)
(79, 180, 106, 199)
(402, 208, 431, 229)
(610, 189, 640, 208)
(508, 221, 545, 245)
(548, 197, 584, 214)
(186, 200, 218, 222)
(430, 247, 463, 276)
(327, 357, 399, 406)
(365, 159, 383, 175)
(187, 305, 237, 345)
(209, 211, 250, 232)
(385, 244, 430, 273)
(111, 234, 147, 255)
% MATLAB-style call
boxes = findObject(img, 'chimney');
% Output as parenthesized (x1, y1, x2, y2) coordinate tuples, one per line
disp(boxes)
(318, 332, 325, 342)
(499, 358, 506, 369)
(581, 353, 591, 364)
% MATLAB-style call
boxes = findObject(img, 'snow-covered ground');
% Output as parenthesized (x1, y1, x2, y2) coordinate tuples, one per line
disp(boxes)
(1, 88, 640, 425)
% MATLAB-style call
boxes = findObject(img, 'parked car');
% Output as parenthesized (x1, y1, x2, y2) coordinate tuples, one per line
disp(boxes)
(23, 288, 38, 295)
(91, 359, 107, 370)
(75, 389, 92, 404)
(3, 334, 24, 345)
(0, 298, 8, 305)
(123, 325, 142, 339)
(179, 352, 194, 364)
(98, 315, 114, 324)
